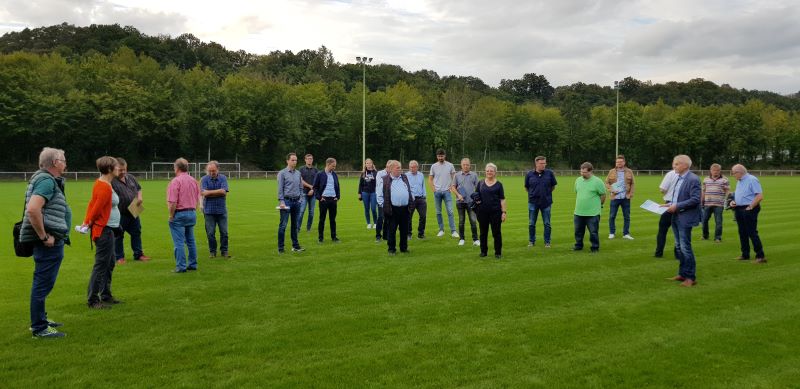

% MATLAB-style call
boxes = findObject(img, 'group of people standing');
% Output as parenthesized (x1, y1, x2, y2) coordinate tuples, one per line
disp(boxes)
(19, 146, 768, 338)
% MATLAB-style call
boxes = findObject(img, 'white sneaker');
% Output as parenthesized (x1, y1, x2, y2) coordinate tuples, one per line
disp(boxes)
(609, 234, 615, 239)
(437, 230, 445, 237)
(371, 224, 376, 229)
(623, 234, 634, 240)
(458, 239, 465, 246)
(473, 240, 480, 246)
(367, 224, 371, 229)
(451, 231, 460, 238)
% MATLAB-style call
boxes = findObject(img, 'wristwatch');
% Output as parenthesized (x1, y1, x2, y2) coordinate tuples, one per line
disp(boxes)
(40, 234, 50, 241)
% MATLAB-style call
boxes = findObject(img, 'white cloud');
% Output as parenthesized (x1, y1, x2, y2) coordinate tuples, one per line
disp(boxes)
(1, 0, 799, 94)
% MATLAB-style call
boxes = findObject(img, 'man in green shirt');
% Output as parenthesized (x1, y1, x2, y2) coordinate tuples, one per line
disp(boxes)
(573, 162, 606, 252)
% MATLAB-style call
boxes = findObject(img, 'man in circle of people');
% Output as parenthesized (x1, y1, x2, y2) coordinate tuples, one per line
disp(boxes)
(277, 153, 305, 253)
(524, 155, 557, 248)
(200, 161, 230, 259)
(429, 149, 459, 238)
(111, 158, 151, 264)
(378, 160, 414, 255)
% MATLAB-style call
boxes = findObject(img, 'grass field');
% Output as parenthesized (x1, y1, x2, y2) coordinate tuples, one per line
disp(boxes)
(1, 175, 798, 388)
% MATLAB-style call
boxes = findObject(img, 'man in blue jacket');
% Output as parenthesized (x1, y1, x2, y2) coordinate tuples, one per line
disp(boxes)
(662, 155, 701, 287)
(313, 158, 341, 243)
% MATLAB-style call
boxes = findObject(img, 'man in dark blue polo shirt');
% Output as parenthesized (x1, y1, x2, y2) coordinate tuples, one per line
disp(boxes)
(201, 161, 230, 258)
(524, 156, 557, 248)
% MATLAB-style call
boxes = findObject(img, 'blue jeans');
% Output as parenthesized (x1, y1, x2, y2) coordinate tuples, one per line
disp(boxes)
(434, 191, 456, 233)
(609, 198, 631, 235)
(574, 215, 600, 251)
(169, 211, 197, 271)
(278, 197, 301, 250)
(204, 212, 229, 255)
(702, 206, 723, 240)
(361, 192, 378, 224)
(672, 218, 697, 280)
(528, 203, 552, 244)
(297, 194, 316, 232)
(30, 241, 64, 333)
(114, 213, 143, 260)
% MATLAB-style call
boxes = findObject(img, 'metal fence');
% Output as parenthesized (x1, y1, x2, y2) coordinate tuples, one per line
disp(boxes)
(1, 169, 798, 181)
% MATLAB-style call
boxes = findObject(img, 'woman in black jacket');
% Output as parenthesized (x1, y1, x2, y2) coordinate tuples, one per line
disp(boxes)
(358, 158, 378, 229)
(476, 163, 507, 259)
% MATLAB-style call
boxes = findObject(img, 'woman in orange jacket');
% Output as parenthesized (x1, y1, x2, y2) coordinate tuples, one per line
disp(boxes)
(80, 156, 122, 309)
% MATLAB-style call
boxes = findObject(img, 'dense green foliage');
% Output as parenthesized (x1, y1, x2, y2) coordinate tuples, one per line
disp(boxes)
(1, 176, 798, 387)
(2, 24, 800, 170)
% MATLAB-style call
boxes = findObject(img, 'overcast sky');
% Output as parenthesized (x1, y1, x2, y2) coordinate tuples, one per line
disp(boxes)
(2, 0, 799, 94)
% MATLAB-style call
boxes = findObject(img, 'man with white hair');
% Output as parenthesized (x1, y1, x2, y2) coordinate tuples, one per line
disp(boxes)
(20, 147, 73, 338)
(406, 160, 427, 240)
(378, 160, 415, 255)
(729, 164, 765, 263)
(663, 155, 701, 287)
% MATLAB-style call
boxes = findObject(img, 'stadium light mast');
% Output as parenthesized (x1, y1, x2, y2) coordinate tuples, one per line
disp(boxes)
(356, 56, 372, 166)
(614, 80, 620, 157)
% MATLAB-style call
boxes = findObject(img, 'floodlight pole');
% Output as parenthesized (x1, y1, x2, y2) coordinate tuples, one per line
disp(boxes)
(615, 80, 620, 157)
(356, 56, 372, 166)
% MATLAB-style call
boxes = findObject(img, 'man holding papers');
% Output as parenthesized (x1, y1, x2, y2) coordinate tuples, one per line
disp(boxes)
(663, 155, 701, 287)
(111, 158, 151, 264)
(605, 155, 635, 240)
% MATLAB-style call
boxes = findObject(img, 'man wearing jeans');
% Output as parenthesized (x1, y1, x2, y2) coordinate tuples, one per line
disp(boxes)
(525, 156, 557, 248)
(167, 158, 201, 273)
(573, 162, 606, 253)
(201, 161, 230, 258)
(663, 155, 701, 287)
(701, 163, 729, 242)
(277, 153, 304, 253)
(429, 149, 458, 238)
(605, 155, 635, 240)
(20, 147, 72, 338)
(298, 154, 318, 233)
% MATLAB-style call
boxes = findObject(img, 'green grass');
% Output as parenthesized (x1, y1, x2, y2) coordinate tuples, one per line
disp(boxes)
(1, 176, 799, 388)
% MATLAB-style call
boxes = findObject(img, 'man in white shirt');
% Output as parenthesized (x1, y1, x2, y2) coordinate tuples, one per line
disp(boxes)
(655, 170, 679, 258)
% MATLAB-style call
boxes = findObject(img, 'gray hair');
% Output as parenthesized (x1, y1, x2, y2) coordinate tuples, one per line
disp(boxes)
(175, 158, 189, 172)
(673, 155, 692, 169)
(206, 160, 220, 169)
(409, 160, 419, 167)
(38, 147, 65, 169)
(485, 162, 497, 172)
(731, 164, 747, 174)
(387, 160, 401, 169)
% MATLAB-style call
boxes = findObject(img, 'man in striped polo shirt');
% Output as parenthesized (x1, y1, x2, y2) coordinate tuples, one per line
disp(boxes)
(701, 163, 729, 242)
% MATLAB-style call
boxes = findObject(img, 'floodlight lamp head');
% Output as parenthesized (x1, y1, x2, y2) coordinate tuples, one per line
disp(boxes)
(368, 57, 373, 63)
(356, 56, 362, 62)
(614, 81, 619, 87)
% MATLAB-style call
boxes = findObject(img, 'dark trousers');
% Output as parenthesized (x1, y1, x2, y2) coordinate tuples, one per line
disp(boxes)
(478, 210, 503, 255)
(318, 197, 338, 241)
(609, 198, 631, 235)
(278, 197, 301, 250)
(114, 213, 143, 260)
(672, 218, 697, 280)
(702, 206, 724, 240)
(376, 209, 385, 239)
(408, 197, 427, 237)
(88, 227, 116, 304)
(30, 241, 64, 333)
(457, 203, 478, 241)
(387, 205, 410, 253)
(204, 212, 229, 255)
(655, 210, 679, 258)
(574, 215, 600, 251)
(734, 206, 765, 259)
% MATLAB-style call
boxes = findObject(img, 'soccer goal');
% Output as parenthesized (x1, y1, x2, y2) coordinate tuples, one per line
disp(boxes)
(198, 162, 242, 179)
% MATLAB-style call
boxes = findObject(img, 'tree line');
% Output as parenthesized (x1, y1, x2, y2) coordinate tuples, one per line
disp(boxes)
(1, 23, 799, 170)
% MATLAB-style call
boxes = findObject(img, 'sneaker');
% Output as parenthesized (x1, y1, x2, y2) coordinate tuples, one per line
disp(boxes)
(367, 224, 371, 229)
(222, 253, 231, 259)
(136, 255, 151, 262)
(101, 297, 122, 305)
(388, 251, 396, 256)
(375, 237, 382, 243)
(479, 252, 487, 258)
(46, 319, 64, 328)
(714, 239, 721, 243)
(437, 230, 445, 237)
(495, 254, 502, 259)
(608, 234, 615, 239)
(473, 240, 480, 246)
(88, 301, 111, 309)
(458, 239, 465, 246)
(418, 234, 425, 239)
(451, 231, 460, 238)
(528, 242, 535, 247)
(187, 267, 197, 271)
(332, 238, 341, 243)
(173, 268, 187, 273)
(32, 326, 65, 338)
(116, 258, 126, 265)
(545, 243, 551, 248)
(370, 224, 376, 229)
(209, 253, 217, 259)
(277, 249, 285, 254)
(291, 247, 305, 253)
(623, 234, 634, 240)
(318, 239, 324, 244)
(407, 235, 413, 240)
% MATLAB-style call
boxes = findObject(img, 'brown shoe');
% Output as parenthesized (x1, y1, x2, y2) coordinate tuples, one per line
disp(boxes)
(668, 275, 686, 281)
(136, 255, 151, 262)
(755, 257, 767, 264)
(116, 258, 126, 265)
(679, 279, 697, 287)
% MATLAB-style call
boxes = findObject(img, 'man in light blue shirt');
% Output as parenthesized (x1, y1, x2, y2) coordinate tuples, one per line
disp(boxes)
(374, 161, 390, 242)
(378, 160, 414, 255)
(730, 164, 765, 262)
(405, 160, 427, 239)
(312, 158, 340, 244)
